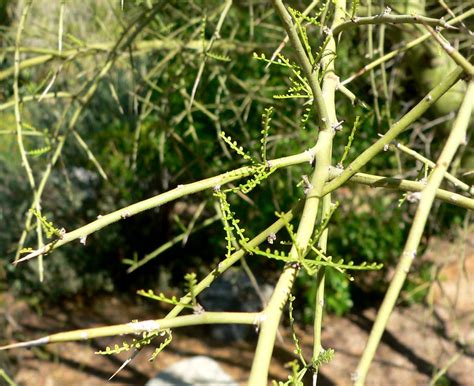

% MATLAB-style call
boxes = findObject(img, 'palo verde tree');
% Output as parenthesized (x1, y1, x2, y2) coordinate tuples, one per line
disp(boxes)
(0, 1, 473, 385)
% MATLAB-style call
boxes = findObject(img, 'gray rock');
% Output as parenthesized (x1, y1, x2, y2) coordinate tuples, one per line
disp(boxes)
(199, 268, 273, 341)
(146, 356, 238, 386)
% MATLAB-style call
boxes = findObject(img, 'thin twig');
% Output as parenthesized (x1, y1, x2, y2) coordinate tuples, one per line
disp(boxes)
(323, 66, 464, 196)
(341, 8, 474, 85)
(333, 13, 458, 35)
(420, 21, 474, 76)
(392, 142, 474, 195)
(187, 0, 233, 111)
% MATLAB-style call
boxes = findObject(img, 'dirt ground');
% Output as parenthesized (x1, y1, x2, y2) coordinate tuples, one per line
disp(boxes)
(1, 236, 473, 386)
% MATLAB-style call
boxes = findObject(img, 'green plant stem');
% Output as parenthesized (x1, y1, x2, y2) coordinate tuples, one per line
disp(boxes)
(14, 3, 163, 262)
(269, 0, 331, 131)
(17, 136, 472, 265)
(327, 168, 474, 210)
(188, 0, 233, 111)
(15, 148, 315, 263)
(0, 54, 50, 81)
(322, 66, 464, 197)
(391, 142, 473, 195)
(0, 38, 257, 82)
(249, 263, 299, 385)
(367, 0, 381, 124)
(429, 352, 461, 386)
(0, 91, 72, 111)
(0, 130, 43, 136)
(13, 88, 75, 259)
(312, 195, 329, 366)
(333, 13, 456, 35)
(119, 205, 301, 367)
(14, 135, 67, 262)
(354, 80, 474, 386)
(71, 128, 108, 180)
(14, 0, 35, 192)
(266, 0, 321, 67)
(248, 1, 344, 384)
(0, 312, 260, 350)
(13, 0, 44, 279)
(127, 215, 220, 273)
(337, 82, 367, 107)
(378, 14, 391, 126)
(249, 0, 327, 380)
(58, 0, 65, 51)
(421, 23, 474, 76)
(9, 202, 301, 373)
(0, 369, 17, 386)
(311, 0, 346, 375)
(341, 8, 474, 85)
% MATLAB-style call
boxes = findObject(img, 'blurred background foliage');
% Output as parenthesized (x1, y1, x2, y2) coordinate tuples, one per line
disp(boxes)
(0, 0, 472, 321)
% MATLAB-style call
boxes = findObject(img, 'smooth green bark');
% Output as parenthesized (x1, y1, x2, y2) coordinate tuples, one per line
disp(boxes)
(354, 80, 474, 385)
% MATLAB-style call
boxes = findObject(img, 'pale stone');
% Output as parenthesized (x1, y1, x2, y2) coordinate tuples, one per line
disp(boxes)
(146, 356, 237, 386)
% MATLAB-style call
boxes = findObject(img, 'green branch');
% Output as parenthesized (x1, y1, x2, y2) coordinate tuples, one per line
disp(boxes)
(311, 0, 347, 377)
(14, 0, 35, 192)
(354, 80, 474, 385)
(0, 35, 260, 82)
(327, 168, 474, 210)
(420, 22, 474, 76)
(14, 3, 173, 262)
(13, 0, 45, 280)
(15, 148, 315, 263)
(391, 142, 473, 195)
(126, 215, 220, 273)
(3, 206, 303, 360)
(333, 13, 457, 35)
(269, 0, 331, 131)
(322, 66, 464, 197)
(341, 8, 474, 85)
(249, 1, 346, 384)
(187, 0, 233, 111)
(0, 312, 260, 351)
(165, 204, 302, 319)
(0, 91, 72, 111)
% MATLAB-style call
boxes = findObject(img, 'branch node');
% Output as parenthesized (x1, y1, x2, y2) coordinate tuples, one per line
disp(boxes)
(351, 371, 360, 382)
(332, 120, 344, 132)
(302, 175, 313, 195)
(322, 26, 332, 35)
(304, 149, 315, 165)
(406, 192, 422, 202)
